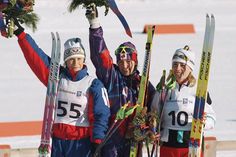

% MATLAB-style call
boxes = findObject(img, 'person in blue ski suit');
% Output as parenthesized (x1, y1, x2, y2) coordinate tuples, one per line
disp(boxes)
(151, 45, 216, 157)
(13, 20, 110, 157)
(85, 4, 156, 157)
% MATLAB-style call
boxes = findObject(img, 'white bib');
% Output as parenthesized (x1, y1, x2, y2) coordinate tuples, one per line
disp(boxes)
(54, 75, 94, 127)
(161, 85, 196, 131)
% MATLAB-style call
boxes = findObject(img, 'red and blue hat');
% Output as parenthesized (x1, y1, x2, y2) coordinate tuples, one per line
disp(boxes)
(115, 42, 138, 65)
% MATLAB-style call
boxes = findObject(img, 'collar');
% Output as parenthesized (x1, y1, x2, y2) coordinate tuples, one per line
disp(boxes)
(65, 65, 88, 81)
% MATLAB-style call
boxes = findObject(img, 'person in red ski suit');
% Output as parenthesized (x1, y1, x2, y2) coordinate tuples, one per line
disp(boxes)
(12, 19, 110, 157)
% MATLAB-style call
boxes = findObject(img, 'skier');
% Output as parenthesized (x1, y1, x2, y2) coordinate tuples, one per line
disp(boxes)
(85, 4, 156, 157)
(13, 19, 110, 157)
(151, 46, 216, 157)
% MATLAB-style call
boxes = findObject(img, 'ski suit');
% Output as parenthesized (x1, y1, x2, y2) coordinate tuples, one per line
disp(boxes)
(16, 31, 110, 157)
(89, 26, 156, 157)
(151, 81, 216, 157)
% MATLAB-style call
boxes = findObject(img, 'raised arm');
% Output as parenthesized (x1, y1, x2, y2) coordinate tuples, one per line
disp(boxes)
(16, 31, 50, 86)
(86, 3, 118, 86)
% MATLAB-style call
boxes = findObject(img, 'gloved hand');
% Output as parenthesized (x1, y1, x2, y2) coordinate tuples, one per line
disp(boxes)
(85, 3, 100, 29)
(13, 18, 24, 36)
(90, 142, 100, 157)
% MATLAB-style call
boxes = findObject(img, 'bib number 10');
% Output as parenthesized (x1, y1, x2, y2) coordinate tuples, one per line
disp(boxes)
(168, 111, 188, 126)
(57, 100, 81, 118)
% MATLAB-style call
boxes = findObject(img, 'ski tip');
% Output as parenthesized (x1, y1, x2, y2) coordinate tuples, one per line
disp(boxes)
(56, 32, 60, 39)
(51, 32, 55, 38)
(206, 13, 215, 19)
(211, 14, 215, 19)
(126, 30, 132, 38)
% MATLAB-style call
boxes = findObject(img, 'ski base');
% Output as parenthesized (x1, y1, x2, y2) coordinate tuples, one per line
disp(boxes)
(38, 32, 61, 157)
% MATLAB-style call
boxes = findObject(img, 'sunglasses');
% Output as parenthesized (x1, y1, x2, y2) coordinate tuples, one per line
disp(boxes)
(115, 46, 136, 55)
(172, 53, 188, 61)
(172, 53, 194, 65)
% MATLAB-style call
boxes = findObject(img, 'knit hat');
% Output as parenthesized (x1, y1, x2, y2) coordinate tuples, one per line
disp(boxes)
(64, 38, 85, 62)
(115, 42, 138, 64)
(172, 45, 195, 70)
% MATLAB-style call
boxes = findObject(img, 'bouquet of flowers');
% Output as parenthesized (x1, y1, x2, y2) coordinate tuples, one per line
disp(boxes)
(68, 0, 132, 37)
(68, 0, 109, 15)
(0, 0, 39, 37)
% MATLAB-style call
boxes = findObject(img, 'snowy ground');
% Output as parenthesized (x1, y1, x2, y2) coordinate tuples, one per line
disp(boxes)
(0, 0, 236, 156)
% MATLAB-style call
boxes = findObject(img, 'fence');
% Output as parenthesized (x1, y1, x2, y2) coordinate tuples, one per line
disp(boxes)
(1, 137, 236, 157)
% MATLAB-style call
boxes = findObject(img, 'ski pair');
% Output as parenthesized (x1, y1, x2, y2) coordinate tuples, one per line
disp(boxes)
(38, 32, 61, 157)
(129, 25, 156, 157)
(189, 14, 215, 157)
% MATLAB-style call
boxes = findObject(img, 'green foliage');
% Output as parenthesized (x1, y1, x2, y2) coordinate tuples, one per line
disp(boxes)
(18, 12, 39, 32)
(156, 69, 176, 92)
(68, 0, 109, 15)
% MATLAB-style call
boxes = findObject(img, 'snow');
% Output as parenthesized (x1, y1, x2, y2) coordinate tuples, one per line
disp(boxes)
(0, 0, 236, 156)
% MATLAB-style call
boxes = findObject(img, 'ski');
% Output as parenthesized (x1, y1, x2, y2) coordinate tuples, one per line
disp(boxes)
(38, 32, 61, 157)
(189, 14, 215, 157)
(107, 0, 132, 37)
(129, 25, 155, 157)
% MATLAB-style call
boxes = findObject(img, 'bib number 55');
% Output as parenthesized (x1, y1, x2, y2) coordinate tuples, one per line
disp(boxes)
(57, 100, 81, 119)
